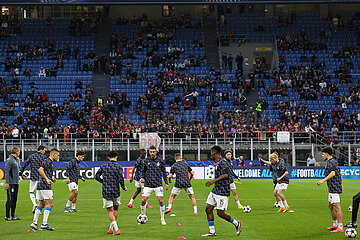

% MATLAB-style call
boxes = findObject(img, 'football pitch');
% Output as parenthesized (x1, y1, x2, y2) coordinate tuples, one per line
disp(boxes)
(0, 179, 357, 240)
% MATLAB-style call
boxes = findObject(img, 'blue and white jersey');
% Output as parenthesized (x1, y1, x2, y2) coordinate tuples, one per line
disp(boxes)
(65, 159, 82, 184)
(20, 152, 46, 181)
(325, 158, 342, 194)
(170, 161, 192, 189)
(133, 156, 146, 181)
(211, 158, 231, 197)
(95, 161, 126, 199)
(140, 157, 168, 188)
(37, 158, 54, 190)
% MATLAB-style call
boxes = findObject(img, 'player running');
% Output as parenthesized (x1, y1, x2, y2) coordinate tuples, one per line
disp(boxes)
(30, 148, 59, 231)
(224, 149, 244, 209)
(202, 146, 241, 237)
(139, 145, 169, 225)
(128, 149, 153, 209)
(64, 150, 86, 213)
(20, 145, 47, 214)
(95, 150, 127, 235)
(165, 153, 198, 216)
(317, 146, 345, 233)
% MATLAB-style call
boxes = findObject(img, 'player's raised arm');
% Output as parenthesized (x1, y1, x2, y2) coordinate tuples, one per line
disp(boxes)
(259, 157, 272, 166)
(20, 155, 32, 177)
(95, 167, 103, 183)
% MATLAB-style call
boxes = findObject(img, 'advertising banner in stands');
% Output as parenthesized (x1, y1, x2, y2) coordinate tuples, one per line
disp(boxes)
(1, 161, 340, 180)
(139, 133, 161, 150)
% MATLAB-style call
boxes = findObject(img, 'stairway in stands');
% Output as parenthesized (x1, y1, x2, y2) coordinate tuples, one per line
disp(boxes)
(92, 19, 112, 101)
(202, 15, 220, 69)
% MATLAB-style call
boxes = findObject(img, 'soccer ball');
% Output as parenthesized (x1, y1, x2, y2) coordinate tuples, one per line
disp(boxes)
(345, 228, 357, 238)
(137, 214, 148, 224)
(273, 202, 280, 208)
(349, 205, 353, 212)
(243, 205, 251, 213)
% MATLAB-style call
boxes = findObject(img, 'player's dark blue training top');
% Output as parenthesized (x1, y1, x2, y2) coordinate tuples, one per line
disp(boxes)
(20, 152, 46, 181)
(225, 159, 239, 183)
(270, 164, 278, 181)
(325, 158, 342, 194)
(274, 158, 289, 184)
(133, 156, 145, 181)
(212, 158, 231, 197)
(37, 158, 54, 190)
(95, 161, 126, 199)
(170, 161, 192, 189)
(65, 159, 82, 184)
(140, 157, 168, 188)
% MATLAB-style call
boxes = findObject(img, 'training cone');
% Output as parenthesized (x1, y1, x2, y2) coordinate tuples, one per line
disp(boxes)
(174, 223, 181, 225)
(178, 236, 186, 239)
(27, 229, 35, 232)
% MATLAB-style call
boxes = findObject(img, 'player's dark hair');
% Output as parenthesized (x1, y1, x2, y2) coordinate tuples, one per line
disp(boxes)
(149, 145, 157, 150)
(174, 153, 181, 159)
(224, 149, 232, 155)
(108, 150, 118, 158)
(322, 146, 333, 156)
(38, 145, 45, 151)
(140, 149, 146, 153)
(50, 148, 59, 153)
(11, 147, 20, 154)
(76, 150, 85, 157)
(211, 145, 222, 154)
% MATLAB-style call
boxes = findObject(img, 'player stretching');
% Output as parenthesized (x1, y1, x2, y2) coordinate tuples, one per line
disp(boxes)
(165, 153, 198, 216)
(20, 145, 47, 214)
(139, 145, 169, 225)
(202, 146, 241, 237)
(224, 149, 244, 209)
(64, 151, 86, 213)
(345, 192, 360, 228)
(317, 147, 345, 232)
(30, 148, 59, 231)
(95, 151, 127, 235)
(128, 149, 153, 209)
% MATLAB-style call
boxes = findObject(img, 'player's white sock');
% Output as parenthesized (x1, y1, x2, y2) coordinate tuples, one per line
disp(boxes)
(208, 221, 215, 233)
(236, 200, 241, 207)
(109, 222, 113, 230)
(338, 223, 343, 229)
(230, 217, 239, 227)
(283, 200, 288, 207)
(30, 193, 36, 206)
(71, 203, 76, 209)
(279, 201, 284, 208)
(141, 203, 146, 215)
(43, 207, 51, 225)
(167, 204, 172, 209)
(129, 198, 134, 205)
(111, 221, 119, 231)
(66, 200, 71, 207)
(33, 206, 42, 224)
(194, 206, 198, 213)
(333, 220, 338, 227)
(160, 204, 165, 220)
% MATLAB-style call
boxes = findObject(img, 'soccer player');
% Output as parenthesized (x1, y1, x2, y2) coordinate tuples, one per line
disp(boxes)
(224, 149, 244, 209)
(317, 146, 345, 232)
(95, 150, 127, 235)
(128, 149, 153, 209)
(64, 150, 86, 213)
(202, 146, 241, 237)
(139, 145, 169, 225)
(259, 152, 281, 208)
(30, 148, 59, 231)
(165, 153, 198, 216)
(20, 145, 47, 214)
(4, 147, 21, 221)
(345, 192, 360, 228)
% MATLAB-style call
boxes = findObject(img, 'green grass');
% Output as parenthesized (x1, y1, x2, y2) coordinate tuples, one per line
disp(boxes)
(0, 179, 357, 240)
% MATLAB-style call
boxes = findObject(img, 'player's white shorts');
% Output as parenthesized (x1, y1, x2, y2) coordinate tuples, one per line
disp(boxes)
(29, 180, 38, 193)
(135, 180, 144, 189)
(206, 192, 229, 211)
(171, 187, 194, 196)
(68, 182, 78, 191)
(230, 182, 236, 190)
(142, 187, 163, 197)
(275, 183, 288, 191)
(36, 190, 53, 201)
(328, 193, 341, 204)
(103, 197, 121, 209)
